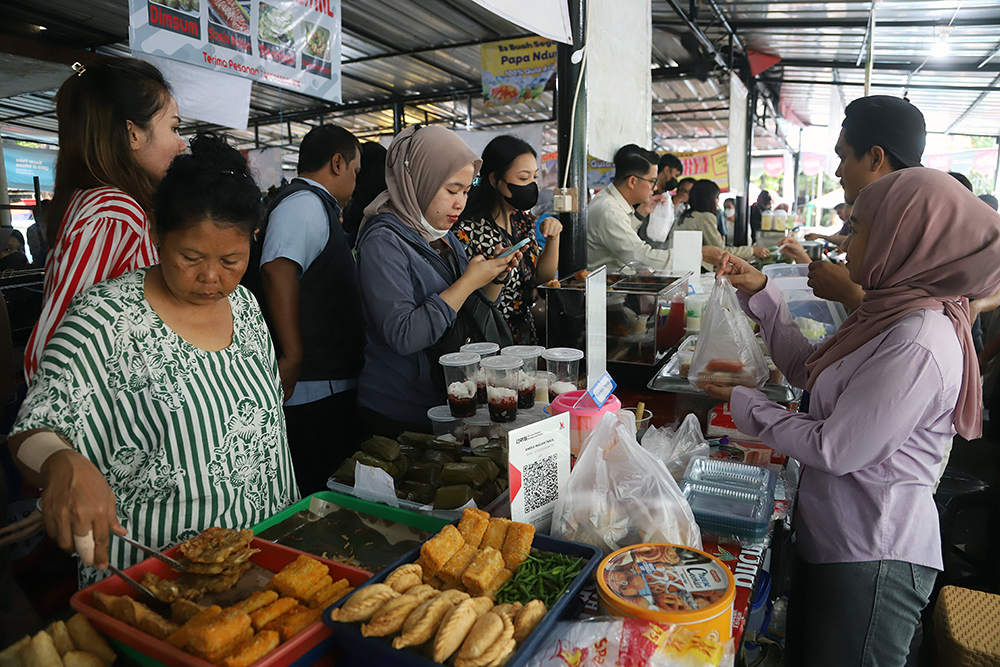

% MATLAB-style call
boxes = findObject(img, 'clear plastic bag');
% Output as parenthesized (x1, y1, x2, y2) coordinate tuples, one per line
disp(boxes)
(688, 276, 769, 392)
(551, 412, 702, 555)
(641, 413, 712, 483)
(646, 198, 673, 242)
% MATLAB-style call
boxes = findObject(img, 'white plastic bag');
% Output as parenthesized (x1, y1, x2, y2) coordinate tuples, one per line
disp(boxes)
(551, 412, 702, 555)
(641, 413, 711, 483)
(688, 276, 769, 392)
(646, 198, 673, 242)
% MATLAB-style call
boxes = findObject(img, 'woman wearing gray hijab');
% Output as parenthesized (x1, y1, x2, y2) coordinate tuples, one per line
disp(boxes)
(355, 126, 522, 433)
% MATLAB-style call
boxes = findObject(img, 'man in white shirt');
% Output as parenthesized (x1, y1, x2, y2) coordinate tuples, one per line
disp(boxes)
(587, 144, 721, 271)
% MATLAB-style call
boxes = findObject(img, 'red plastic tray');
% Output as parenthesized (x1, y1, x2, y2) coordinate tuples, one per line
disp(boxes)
(70, 538, 371, 667)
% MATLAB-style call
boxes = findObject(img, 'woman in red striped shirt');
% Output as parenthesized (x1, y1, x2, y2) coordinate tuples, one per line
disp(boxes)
(24, 57, 187, 381)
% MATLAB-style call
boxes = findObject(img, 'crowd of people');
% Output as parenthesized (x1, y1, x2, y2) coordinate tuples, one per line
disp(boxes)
(3, 56, 1000, 667)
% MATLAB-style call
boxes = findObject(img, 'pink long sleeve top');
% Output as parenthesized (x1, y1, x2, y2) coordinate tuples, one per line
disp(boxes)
(729, 280, 960, 570)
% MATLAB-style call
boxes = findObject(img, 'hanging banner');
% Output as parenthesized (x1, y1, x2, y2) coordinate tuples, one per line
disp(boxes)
(587, 156, 615, 189)
(480, 37, 557, 106)
(801, 152, 823, 176)
(3, 144, 56, 191)
(469, 0, 572, 44)
(727, 73, 747, 195)
(763, 156, 784, 177)
(129, 0, 342, 102)
(674, 146, 729, 190)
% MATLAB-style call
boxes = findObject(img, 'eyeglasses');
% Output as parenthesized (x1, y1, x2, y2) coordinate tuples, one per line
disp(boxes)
(387, 124, 422, 174)
(633, 175, 657, 186)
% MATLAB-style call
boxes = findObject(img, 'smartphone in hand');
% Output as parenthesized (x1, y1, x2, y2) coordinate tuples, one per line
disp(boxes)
(494, 237, 530, 259)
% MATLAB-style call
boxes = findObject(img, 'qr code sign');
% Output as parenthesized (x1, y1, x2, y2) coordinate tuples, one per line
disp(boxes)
(522, 453, 559, 513)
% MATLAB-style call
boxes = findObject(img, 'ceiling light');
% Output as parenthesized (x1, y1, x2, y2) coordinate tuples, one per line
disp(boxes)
(37, 25, 47, 31)
(931, 41, 951, 57)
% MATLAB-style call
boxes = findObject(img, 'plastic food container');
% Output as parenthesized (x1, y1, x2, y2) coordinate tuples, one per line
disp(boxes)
(683, 456, 775, 497)
(597, 543, 736, 643)
(481, 355, 523, 423)
(439, 352, 481, 418)
(541, 347, 584, 397)
(71, 538, 372, 667)
(501, 345, 545, 410)
(460, 342, 500, 357)
(679, 480, 772, 541)
(549, 389, 622, 466)
(324, 532, 603, 667)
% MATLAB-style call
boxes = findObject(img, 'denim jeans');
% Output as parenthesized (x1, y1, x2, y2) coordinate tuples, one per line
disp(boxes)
(785, 555, 937, 667)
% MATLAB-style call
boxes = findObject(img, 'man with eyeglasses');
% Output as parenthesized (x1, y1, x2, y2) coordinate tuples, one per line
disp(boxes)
(587, 144, 721, 271)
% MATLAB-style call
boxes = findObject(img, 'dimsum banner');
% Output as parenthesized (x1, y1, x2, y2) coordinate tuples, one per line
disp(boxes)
(480, 37, 557, 106)
(129, 0, 342, 102)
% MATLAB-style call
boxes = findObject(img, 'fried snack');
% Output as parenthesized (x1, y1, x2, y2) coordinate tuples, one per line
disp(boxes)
(440, 579, 466, 593)
(165, 605, 223, 649)
(20, 631, 62, 667)
(190, 627, 252, 664)
(184, 562, 253, 594)
(420, 525, 464, 574)
(0, 636, 30, 667)
(513, 600, 546, 644)
(184, 547, 259, 575)
(178, 528, 255, 564)
(392, 594, 460, 650)
(426, 576, 444, 589)
(140, 573, 199, 604)
(273, 608, 321, 642)
(110, 595, 154, 628)
(47, 621, 74, 657)
(479, 518, 510, 552)
(187, 609, 251, 654)
(137, 612, 180, 641)
(171, 600, 206, 625)
(249, 597, 298, 632)
(306, 579, 351, 610)
(481, 569, 513, 601)
(268, 555, 328, 599)
(432, 597, 494, 663)
(461, 547, 505, 597)
(230, 591, 279, 615)
(384, 563, 422, 594)
(221, 631, 279, 667)
(415, 555, 438, 582)
(65, 615, 115, 666)
(361, 593, 427, 637)
(485, 638, 516, 667)
(438, 544, 479, 586)
(298, 575, 332, 603)
(328, 584, 398, 623)
(399, 584, 439, 604)
(457, 507, 490, 548)
(89, 592, 116, 616)
(491, 602, 522, 621)
(456, 612, 514, 667)
(62, 652, 105, 667)
(501, 523, 535, 572)
(454, 612, 503, 664)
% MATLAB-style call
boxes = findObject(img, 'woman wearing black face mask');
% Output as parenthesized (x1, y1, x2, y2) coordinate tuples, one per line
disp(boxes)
(456, 135, 561, 343)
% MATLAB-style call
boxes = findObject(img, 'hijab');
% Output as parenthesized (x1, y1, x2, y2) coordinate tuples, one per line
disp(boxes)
(362, 125, 481, 243)
(804, 168, 1000, 438)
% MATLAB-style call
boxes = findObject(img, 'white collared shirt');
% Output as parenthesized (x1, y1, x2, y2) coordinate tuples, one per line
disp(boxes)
(586, 183, 674, 271)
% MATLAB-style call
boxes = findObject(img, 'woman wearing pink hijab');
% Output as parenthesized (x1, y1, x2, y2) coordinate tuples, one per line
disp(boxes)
(705, 167, 1000, 667)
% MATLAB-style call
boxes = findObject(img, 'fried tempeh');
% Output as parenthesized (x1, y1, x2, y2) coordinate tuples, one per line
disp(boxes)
(456, 507, 490, 548)
(479, 518, 510, 552)
(461, 547, 505, 597)
(438, 544, 479, 585)
(221, 631, 279, 667)
(187, 609, 251, 654)
(420, 525, 464, 574)
(249, 598, 298, 632)
(171, 600, 206, 625)
(268, 555, 328, 599)
(137, 612, 180, 641)
(500, 523, 535, 572)
(383, 564, 422, 594)
(89, 591, 116, 616)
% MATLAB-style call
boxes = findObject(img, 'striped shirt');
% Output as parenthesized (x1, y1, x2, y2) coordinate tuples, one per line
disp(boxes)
(24, 187, 159, 382)
(12, 269, 299, 588)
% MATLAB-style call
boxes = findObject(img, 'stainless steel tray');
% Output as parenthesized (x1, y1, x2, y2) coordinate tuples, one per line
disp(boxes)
(647, 352, 797, 403)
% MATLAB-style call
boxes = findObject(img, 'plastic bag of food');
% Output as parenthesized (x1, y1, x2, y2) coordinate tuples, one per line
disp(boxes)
(551, 412, 702, 555)
(688, 276, 769, 392)
(641, 414, 711, 483)
(646, 198, 674, 242)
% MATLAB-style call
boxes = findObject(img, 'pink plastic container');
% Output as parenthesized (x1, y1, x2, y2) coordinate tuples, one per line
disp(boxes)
(549, 389, 622, 466)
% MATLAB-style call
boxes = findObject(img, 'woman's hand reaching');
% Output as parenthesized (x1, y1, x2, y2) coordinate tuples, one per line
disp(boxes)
(717, 253, 767, 295)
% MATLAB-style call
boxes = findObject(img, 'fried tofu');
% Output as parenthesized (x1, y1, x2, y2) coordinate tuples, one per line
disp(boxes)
(481, 569, 513, 600)
(461, 547, 505, 597)
(480, 518, 511, 552)
(501, 523, 535, 572)
(457, 507, 490, 548)
(420, 525, 464, 574)
(438, 544, 480, 585)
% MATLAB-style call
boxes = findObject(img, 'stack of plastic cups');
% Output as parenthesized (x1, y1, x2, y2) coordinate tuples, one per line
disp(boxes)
(541, 348, 584, 398)
(500, 345, 545, 410)
(438, 352, 481, 418)
(461, 342, 499, 405)
(480, 355, 522, 423)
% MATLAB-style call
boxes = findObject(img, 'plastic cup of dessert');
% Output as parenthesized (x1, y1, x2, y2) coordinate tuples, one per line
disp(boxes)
(481, 355, 523, 423)
(439, 352, 481, 418)
(541, 347, 584, 397)
(427, 405, 463, 440)
(461, 343, 498, 403)
(620, 408, 653, 443)
(501, 345, 545, 410)
(535, 370, 555, 404)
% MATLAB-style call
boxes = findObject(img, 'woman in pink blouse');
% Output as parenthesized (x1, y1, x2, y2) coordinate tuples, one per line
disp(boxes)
(705, 168, 1000, 667)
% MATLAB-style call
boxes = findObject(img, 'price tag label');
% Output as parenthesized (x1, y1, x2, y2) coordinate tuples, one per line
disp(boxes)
(587, 371, 617, 408)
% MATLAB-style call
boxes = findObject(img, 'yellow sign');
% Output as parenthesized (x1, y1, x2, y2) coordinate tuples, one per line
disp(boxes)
(672, 146, 729, 190)
(480, 36, 557, 106)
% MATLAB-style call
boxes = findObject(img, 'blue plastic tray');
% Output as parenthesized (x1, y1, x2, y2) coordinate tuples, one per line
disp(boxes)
(680, 480, 772, 541)
(323, 532, 602, 666)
